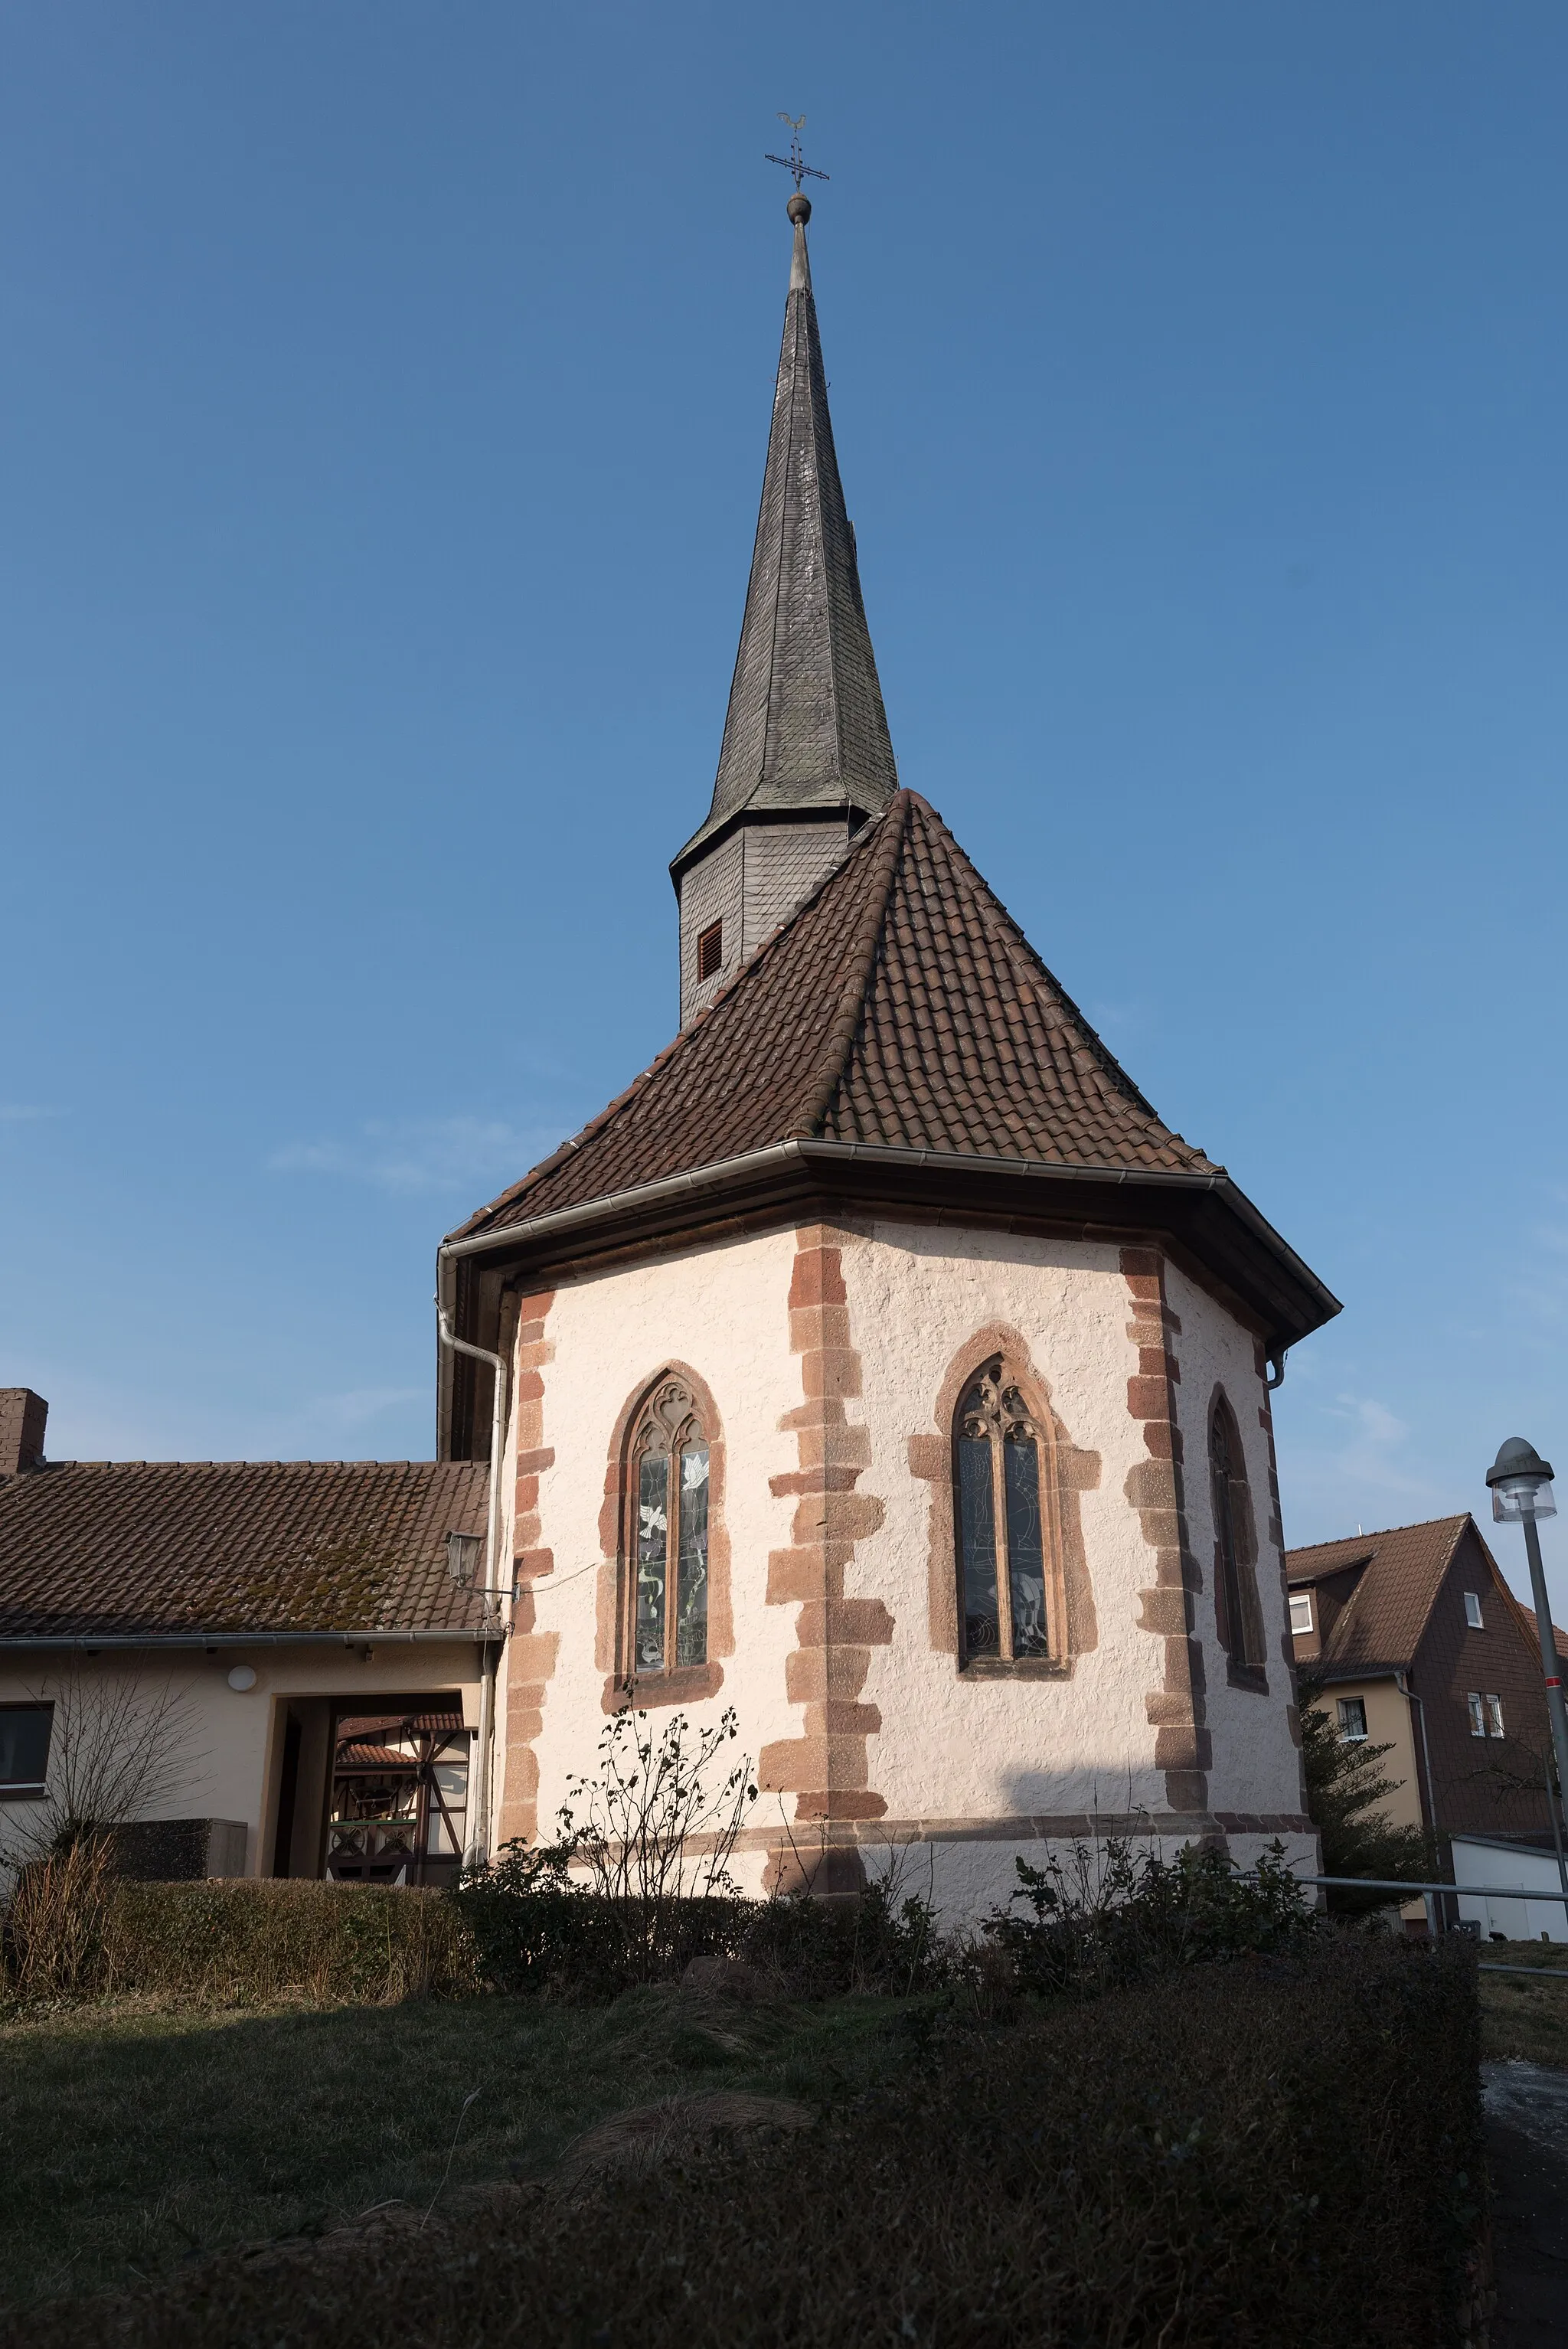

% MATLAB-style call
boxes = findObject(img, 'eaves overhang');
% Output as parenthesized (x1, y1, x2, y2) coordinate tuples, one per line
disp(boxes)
(668, 797, 875, 893)
(443, 1137, 1341, 1353)
(1286, 1553, 1376, 1587)
(1297, 1658, 1410, 1687)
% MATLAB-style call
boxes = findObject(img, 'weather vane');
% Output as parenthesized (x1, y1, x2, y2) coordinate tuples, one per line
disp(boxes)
(765, 113, 829, 194)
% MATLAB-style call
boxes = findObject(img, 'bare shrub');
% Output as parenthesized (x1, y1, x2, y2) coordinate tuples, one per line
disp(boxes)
(557, 1700, 756, 1905)
(2, 1834, 116, 2002)
(4, 1659, 202, 1865)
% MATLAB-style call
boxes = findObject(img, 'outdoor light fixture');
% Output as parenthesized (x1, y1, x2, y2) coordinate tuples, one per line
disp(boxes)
(446, 1530, 482, 1588)
(1487, 1437, 1568, 1903)
(1488, 1437, 1558, 1524)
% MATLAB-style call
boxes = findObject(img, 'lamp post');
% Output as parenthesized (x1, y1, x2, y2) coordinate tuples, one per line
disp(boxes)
(1486, 1438, 1568, 1907)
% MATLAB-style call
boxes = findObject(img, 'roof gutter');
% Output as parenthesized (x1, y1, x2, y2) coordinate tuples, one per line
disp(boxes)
(0, 1629, 495, 1651)
(443, 1136, 1339, 1331)
(448, 1137, 1315, 1268)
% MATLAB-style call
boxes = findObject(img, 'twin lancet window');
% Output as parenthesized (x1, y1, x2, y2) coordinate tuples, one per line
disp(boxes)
(629, 1377, 710, 1673)
(955, 1364, 1054, 1665)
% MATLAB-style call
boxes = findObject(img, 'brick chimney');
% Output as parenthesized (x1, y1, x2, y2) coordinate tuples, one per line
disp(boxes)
(0, 1389, 47, 1475)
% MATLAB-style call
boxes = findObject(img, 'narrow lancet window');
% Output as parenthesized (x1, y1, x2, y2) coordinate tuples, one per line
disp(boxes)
(627, 1377, 709, 1674)
(955, 1363, 1056, 1666)
(1210, 1396, 1263, 1671)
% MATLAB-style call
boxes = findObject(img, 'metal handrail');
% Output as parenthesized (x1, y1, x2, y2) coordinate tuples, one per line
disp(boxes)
(1300, 1873, 1568, 1905)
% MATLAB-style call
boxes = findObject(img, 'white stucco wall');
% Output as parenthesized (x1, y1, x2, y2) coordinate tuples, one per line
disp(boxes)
(1163, 1259, 1311, 1834)
(499, 1217, 1315, 1923)
(499, 1226, 804, 1876)
(0, 1644, 482, 1883)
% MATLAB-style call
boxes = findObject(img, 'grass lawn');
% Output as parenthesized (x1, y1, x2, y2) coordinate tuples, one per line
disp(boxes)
(1477, 1939, 1568, 2066)
(0, 1985, 916, 2311)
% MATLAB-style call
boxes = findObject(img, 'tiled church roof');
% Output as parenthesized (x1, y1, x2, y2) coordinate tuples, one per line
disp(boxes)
(0, 1458, 491, 1640)
(457, 791, 1216, 1240)
(673, 204, 898, 875)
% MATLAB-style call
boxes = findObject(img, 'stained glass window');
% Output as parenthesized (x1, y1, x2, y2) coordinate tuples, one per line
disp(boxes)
(676, 1442, 710, 1665)
(958, 1428, 999, 1655)
(955, 1367, 1055, 1665)
(626, 1380, 709, 1674)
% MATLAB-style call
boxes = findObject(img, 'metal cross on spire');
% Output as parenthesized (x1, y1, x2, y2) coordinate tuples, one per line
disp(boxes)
(765, 113, 829, 193)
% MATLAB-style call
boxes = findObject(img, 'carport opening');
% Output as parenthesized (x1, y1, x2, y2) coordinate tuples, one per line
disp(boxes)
(325, 1705, 472, 1888)
(270, 1696, 472, 1887)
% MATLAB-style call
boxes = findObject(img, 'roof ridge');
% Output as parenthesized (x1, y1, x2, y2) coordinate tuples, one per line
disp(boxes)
(1285, 1512, 1471, 1557)
(790, 792, 910, 1138)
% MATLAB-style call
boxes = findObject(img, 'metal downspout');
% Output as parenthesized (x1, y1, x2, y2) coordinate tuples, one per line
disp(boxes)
(436, 1270, 508, 1870)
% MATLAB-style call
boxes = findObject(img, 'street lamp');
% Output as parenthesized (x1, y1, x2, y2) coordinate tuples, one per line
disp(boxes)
(1486, 1439, 1568, 1904)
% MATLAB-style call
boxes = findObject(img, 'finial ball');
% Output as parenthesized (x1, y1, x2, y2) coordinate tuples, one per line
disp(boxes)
(786, 193, 812, 227)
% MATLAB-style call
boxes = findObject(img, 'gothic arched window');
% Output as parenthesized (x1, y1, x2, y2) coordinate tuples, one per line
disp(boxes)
(1210, 1395, 1263, 1671)
(954, 1362, 1057, 1665)
(628, 1376, 710, 1674)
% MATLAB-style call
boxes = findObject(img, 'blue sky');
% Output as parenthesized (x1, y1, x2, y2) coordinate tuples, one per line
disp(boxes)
(3, 4, 1566, 1610)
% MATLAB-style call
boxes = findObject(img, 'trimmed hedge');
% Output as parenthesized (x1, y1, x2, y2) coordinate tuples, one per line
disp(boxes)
(101, 1880, 477, 2004)
(3, 1873, 476, 2008)
(28, 1935, 1484, 2348)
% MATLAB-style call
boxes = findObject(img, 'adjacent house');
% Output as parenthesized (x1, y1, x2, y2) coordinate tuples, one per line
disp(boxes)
(1285, 1514, 1563, 1849)
(0, 1390, 491, 1886)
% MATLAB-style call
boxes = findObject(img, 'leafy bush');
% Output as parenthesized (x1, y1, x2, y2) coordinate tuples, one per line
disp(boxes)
(455, 1843, 946, 2003)
(2, 1875, 476, 2009)
(31, 1935, 1484, 2348)
(978, 1834, 1315, 1996)
(455, 1837, 743, 1999)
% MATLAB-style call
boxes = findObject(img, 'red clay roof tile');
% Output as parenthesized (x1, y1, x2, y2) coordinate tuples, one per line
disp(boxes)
(0, 1459, 491, 1639)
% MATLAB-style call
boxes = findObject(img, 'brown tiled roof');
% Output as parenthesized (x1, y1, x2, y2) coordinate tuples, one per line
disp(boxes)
(1506, 1589, 1568, 1666)
(1285, 1516, 1472, 1676)
(0, 1459, 490, 1640)
(457, 792, 1215, 1240)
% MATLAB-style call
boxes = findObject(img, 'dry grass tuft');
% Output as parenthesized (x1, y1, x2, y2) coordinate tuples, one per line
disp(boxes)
(554, 2092, 813, 2192)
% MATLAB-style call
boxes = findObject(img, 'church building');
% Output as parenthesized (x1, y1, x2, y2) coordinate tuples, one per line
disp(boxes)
(0, 194, 1338, 1906)
(437, 192, 1341, 1910)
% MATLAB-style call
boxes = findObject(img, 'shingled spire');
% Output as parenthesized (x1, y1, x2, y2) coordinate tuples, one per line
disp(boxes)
(672, 194, 899, 1026)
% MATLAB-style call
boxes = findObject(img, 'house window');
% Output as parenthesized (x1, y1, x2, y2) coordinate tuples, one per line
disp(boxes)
(1486, 1693, 1505, 1739)
(1468, 1691, 1487, 1738)
(1210, 1397, 1264, 1670)
(1464, 1591, 1484, 1630)
(955, 1361, 1054, 1665)
(1289, 1593, 1314, 1635)
(1337, 1697, 1368, 1741)
(628, 1376, 710, 1674)
(697, 921, 723, 982)
(0, 1704, 52, 1793)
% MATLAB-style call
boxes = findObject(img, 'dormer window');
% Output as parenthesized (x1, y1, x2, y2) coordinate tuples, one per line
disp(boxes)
(697, 921, 723, 982)
(1464, 1590, 1484, 1630)
(1289, 1592, 1313, 1635)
